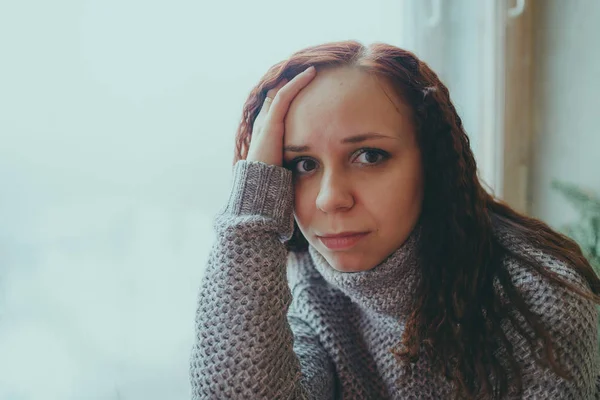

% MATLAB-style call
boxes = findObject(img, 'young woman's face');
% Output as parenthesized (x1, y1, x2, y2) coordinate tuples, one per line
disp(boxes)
(283, 66, 424, 272)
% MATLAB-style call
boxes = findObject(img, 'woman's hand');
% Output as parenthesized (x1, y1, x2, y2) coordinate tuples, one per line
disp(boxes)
(246, 66, 317, 167)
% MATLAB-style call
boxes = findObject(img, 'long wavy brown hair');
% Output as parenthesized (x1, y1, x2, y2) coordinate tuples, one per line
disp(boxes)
(232, 40, 600, 399)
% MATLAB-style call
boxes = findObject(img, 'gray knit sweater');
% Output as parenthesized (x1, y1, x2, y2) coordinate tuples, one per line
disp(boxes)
(190, 160, 600, 399)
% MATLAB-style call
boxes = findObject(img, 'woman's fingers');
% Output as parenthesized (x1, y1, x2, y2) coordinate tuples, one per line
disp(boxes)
(267, 66, 316, 123)
(258, 79, 287, 117)
(247, 66, 316, 166)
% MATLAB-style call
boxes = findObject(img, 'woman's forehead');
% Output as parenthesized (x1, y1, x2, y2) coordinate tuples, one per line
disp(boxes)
(284, 67, 413, 143)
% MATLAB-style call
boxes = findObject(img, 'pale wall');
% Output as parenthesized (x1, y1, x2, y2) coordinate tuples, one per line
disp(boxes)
(529, 0, 600, 227)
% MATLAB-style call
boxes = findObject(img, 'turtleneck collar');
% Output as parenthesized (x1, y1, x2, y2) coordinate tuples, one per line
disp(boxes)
(307, 226, 422, 320)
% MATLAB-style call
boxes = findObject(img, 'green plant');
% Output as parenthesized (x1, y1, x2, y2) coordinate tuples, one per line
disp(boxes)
(551, 180, 600, 274)
(552, 180, 600, 348)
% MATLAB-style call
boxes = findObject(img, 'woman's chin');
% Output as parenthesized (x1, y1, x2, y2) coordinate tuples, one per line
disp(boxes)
(325, 252, 376, 273)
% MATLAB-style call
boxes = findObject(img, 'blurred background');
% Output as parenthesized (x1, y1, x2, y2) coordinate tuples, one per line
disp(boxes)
(0, 0, 598, 398)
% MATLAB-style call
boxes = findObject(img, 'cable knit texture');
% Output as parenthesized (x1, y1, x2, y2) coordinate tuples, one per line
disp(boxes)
(190, 160, 600, 399)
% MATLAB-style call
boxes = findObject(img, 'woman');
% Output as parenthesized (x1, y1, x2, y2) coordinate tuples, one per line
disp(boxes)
(189, 41, 600, 399)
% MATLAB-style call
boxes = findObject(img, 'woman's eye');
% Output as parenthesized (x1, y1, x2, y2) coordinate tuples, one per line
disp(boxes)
(288, 149, 388, 175)
(354, 149, 388, 164)
(294, 159, 318, 174)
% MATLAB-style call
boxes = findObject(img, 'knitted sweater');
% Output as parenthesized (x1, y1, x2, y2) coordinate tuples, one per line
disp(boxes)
(189, 160, 600, 399)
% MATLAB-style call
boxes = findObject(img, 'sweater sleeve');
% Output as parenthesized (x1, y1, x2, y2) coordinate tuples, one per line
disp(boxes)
(189, 160, 335, 400)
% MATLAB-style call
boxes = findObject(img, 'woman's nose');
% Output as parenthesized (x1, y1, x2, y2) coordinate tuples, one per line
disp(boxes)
(315, 172, 354, 213)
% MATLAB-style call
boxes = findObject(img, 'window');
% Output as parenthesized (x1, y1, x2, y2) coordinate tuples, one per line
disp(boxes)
(0, 1, 415, 398)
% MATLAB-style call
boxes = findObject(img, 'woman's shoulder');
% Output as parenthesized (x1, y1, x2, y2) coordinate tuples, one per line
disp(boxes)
(492, 222, 599, 392)
(494, 223, 591, 293)
(494, 224, 597, 338)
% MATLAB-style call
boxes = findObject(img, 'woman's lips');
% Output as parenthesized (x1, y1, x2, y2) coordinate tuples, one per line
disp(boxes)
(317, 232, 370, 250)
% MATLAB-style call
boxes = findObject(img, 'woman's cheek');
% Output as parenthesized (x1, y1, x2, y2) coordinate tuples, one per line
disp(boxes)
(293, 180, 320, 228)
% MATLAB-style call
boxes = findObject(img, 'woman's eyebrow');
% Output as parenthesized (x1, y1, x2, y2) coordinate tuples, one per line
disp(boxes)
(342, 132, 398, 143)
(283, 132, 395, 153)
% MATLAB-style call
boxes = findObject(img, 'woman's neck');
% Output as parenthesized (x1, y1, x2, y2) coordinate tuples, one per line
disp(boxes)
(308, 226, 422, 319)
